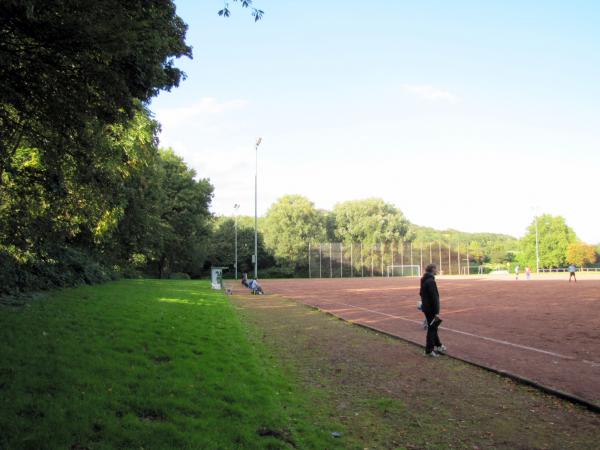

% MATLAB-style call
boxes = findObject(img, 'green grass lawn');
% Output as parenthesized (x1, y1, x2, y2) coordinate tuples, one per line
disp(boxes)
(0, 280, 339, 449)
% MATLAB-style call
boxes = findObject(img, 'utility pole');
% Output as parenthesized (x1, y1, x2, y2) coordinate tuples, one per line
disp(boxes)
(254, 137, 262, 279)
(234, 203, 239, 279)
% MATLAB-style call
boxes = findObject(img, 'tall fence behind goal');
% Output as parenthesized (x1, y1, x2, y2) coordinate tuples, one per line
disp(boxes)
(307, 241, 484, 278)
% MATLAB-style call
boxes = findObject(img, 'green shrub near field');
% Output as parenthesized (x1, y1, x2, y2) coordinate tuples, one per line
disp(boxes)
(0, 280, 338, 449)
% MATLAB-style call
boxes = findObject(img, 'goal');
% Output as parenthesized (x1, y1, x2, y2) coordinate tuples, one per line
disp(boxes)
(386, 265, 421, 277)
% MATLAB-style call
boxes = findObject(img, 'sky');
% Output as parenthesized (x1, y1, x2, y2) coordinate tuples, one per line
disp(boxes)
(151, 1, 600, 243)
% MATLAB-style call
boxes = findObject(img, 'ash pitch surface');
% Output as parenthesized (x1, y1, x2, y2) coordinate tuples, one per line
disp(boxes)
(252, 276, 600, 408)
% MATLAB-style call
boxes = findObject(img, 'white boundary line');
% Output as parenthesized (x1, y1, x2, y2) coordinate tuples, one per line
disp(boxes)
(316, 299, 577, 361)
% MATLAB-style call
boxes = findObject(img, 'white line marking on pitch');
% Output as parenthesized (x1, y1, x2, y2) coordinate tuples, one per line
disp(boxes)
(317, 300, 576, 361)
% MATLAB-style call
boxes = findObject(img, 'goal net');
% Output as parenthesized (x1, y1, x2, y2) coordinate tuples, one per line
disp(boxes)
(386, 265, 421, 277)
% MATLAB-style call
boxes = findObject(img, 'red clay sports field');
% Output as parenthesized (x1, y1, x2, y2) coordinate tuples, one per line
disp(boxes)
(235, 275, 600, 409)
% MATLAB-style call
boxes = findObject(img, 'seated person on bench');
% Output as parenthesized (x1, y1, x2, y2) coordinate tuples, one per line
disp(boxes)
(248, 278, 264, 295)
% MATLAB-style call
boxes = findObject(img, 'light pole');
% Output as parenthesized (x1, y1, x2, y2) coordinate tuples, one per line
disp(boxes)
(531, 206, 541, 275)
(535, 214, 540, 274)
(234, 203, 239, 279)
(254, 137, 262, 279)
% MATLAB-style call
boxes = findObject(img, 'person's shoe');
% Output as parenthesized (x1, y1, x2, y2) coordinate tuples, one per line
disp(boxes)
(425, 351, 439, 357)
(435, 345, 447, 354)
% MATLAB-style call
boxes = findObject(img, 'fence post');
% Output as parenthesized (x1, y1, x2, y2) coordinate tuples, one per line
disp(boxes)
(448, 242, 451, 275)
(438, 241, 442, 273)
(391, 241, 394, 276)
(340, 243, 343, 278)
(429, 242, 433, 265)
(457, 242, 461, 276)
(319, 243, 322, 278)
(398, 242, 402, 276)
(308, 242, 311, 278)
(350, 243, 353, 277)
(361, 242, 364, 277)
(330, 242, 332, 278)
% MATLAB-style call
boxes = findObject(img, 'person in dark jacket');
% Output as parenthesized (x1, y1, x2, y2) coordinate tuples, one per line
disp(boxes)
(420, 263, 446, 357)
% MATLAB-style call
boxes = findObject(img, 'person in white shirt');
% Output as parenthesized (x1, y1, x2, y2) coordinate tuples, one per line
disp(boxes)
(568, 264, 576, 283)
(248, 278, 264, 294)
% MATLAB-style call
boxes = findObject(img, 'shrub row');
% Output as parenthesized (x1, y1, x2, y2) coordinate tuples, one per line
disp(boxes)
(0, 248, 118, 297)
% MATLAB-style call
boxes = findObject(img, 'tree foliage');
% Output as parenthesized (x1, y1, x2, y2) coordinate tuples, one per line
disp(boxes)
(218, 0, 264, 21)
(566, 242, 596, 267)
(332, 198, 411, 245)
(0, 0, 191, 185)
(519, 215, 576, 268)
(263, 195, 326, 267)
(0, 1, 218, 294)
(208, 216, 273, 275)
(154, 149, 214, 278)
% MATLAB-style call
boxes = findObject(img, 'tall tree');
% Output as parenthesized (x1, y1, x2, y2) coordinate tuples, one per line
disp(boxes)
(519, 215, 576, 268)
(208, 216, 273, 275)
(332, 198, 411, 245)
(154, 149, 214, 278)
(263, 195, 326, 268)
(566, 242, 596, 267)
(0, 0, 191, 184)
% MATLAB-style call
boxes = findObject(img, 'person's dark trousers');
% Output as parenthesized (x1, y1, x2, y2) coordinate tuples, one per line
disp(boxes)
(425, 313, 442, 353)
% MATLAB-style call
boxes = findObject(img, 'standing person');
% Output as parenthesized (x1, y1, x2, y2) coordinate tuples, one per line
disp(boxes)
(568, 264, 577, 283)
(515, 264, 520, 280)
(420, 264, 446, 357)
(525, 266, 531, 280)
(241, 272, 249, 287)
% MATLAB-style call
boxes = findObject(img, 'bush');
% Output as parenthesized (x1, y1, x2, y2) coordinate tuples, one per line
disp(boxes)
(0, 247, 118, 297)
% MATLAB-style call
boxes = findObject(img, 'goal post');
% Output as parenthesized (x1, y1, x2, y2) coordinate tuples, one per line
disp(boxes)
(386, 265, 421, 277)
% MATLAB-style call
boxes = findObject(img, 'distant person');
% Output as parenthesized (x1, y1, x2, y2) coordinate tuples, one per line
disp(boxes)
(419, 264, 446, 357)
(568, 264, 577, 283)
(248, 278, 264, 295)
(241, 272, 249, 287)
(515, 264, 520, 280)
(525, 266, 531, 280)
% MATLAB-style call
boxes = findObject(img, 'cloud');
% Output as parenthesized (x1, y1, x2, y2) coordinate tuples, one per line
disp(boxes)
(401, 84, 459, 103)
(154, 97, 248, 128)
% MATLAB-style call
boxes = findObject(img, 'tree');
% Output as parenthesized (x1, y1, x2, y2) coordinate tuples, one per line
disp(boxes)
(208, 216, 273, 275)
(154, 149, 214, 278)
(263, 195, 327, 268)
(0, 0, 191, 184)
(332, 198, 411, 245)
(519, 215, 576, 268)
(566, 242, 596, 267)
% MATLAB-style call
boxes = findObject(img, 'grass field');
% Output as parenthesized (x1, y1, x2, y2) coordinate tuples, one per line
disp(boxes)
(0, 280, 343, 449)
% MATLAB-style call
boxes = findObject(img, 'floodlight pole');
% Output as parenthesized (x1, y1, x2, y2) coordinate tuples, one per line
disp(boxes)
(254, 137, 262, 279)
(234, 203, 240, 279)
(535, 214, 540, 274)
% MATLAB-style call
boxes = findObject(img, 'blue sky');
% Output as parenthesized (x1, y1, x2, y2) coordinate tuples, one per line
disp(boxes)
(151, 1, 600, 243)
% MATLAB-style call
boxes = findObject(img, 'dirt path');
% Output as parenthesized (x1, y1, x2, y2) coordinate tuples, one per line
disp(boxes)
(230, 290, 600, 450)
